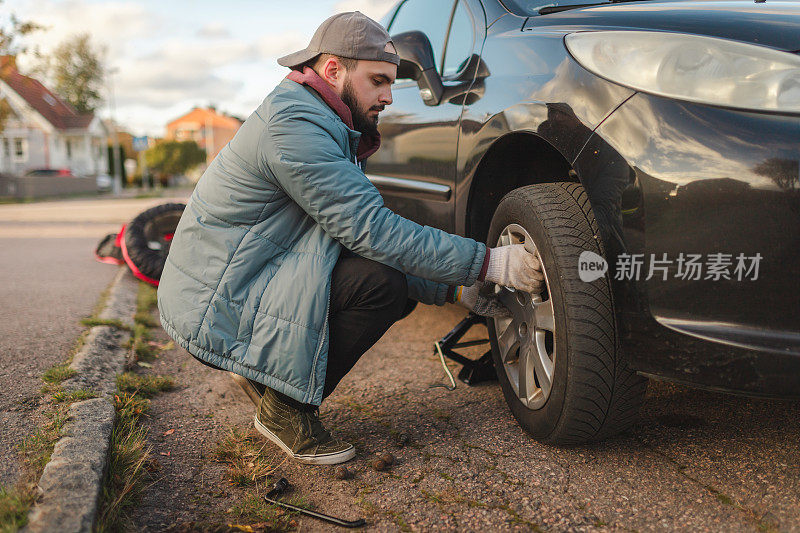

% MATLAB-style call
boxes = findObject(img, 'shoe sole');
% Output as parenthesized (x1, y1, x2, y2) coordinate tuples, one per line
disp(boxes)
(254, 414, 356, 465)
(230, 373, 262, 407)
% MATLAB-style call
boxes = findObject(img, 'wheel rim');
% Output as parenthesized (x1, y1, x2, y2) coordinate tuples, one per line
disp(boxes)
(143, 213, 182, 251)
(493, 224, 556, 410)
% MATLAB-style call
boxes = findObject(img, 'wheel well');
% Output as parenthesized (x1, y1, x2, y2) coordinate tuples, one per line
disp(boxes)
(466, 133, 576, 242)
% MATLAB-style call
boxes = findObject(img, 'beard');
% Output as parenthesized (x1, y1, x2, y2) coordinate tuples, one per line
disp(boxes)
(341, 77, 381, 137)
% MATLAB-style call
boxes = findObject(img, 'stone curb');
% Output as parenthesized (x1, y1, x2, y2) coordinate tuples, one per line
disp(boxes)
(25, 267, 141, 533)
(25, 399, 115, 533)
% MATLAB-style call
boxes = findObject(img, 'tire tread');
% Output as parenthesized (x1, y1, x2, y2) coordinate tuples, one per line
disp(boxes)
(492, 182, 646, 444)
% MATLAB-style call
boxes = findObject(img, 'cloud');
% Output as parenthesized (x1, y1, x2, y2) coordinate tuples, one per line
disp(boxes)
(113, 38, 259, 109)
(255, 31, 309, 59)
(196, 23, 231, 40)
(10, 0, 159, 64)
(116, 68, 242, 110)
(332, 0, 395, 21)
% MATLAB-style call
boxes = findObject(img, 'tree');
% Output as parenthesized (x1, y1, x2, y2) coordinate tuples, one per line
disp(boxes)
(37, 33, 106, 114)
(1, 1, 42, 133)
(0, 1, 41, 58)
(145, 141, 206, 185)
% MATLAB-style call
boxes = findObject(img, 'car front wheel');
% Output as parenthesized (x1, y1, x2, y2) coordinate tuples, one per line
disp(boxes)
(486, 182, 646, 444)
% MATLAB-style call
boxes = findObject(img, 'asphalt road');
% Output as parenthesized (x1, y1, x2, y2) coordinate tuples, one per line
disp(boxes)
(0, 192, 189, 489)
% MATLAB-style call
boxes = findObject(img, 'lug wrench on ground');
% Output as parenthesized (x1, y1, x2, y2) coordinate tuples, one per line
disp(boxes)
(264, 477, 366, 529)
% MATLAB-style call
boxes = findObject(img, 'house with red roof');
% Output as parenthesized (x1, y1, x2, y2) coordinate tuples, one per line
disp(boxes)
(0, 56, 108, 177)
(166, 106, 242, 165)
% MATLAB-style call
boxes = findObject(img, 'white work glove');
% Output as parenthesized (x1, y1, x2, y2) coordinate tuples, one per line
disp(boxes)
(484, 244, 544, 293)
(453, 281, 511, 318)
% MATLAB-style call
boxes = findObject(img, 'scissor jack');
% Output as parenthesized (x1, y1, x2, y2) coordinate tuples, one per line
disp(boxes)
(433, 313, 496, 387)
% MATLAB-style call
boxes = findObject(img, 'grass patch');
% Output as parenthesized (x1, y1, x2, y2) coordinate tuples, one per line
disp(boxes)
(136, 283, 158, 319)
(133, 312, 158, 329)
(95, 282, 170, 530)
(116, 373, 174, 398)
(89, 278, 115, 321)
(41, 363, 76, 385)
(53, 387, 97, 404)
(52, 388, 97, 404)
(0, 408, 70, 531)
(132, 324, 156, 361)
(228, 493, 310, 532)
(19, 409, 69, 477)
(80, 317, 131, 331)
(0, 486, 35, 532)
(96, 392, 151, 532)
(214, 427, 287, 487)
(96, 372, 170, 532)
(130, 283, 160, 361)
(113, 392, 151, 425)
(212, 426, 313, 531)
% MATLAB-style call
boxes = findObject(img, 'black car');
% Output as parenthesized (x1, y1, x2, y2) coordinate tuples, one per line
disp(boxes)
(367, 0, 800, 443)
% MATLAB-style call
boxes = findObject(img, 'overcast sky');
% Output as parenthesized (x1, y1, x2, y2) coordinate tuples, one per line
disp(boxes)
(7, 0, 396, 136)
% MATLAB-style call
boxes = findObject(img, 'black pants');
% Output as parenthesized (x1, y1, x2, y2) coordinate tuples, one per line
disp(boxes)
(321, 250, 409, 398)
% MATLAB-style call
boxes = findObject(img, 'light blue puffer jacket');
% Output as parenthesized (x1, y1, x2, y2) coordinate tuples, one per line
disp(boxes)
(158, 77, 486, 405)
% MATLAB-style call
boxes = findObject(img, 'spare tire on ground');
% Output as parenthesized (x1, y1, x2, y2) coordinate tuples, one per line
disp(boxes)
(121, 202, 185, 286)
(94, 227, 125, 265)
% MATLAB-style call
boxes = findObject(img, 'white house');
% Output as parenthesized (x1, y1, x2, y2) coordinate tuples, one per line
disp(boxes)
(0, 56, 107, 177)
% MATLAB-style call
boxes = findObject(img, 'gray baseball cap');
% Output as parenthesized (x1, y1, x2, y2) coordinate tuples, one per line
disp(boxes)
(277, 11, 400, 69)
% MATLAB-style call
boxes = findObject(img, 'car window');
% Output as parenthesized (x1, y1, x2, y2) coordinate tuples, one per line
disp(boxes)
(442, 1, 474, 77)
(388, 0, 457, 76)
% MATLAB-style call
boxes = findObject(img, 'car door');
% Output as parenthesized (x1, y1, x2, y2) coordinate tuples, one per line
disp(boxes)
(366, 0, 480, 233)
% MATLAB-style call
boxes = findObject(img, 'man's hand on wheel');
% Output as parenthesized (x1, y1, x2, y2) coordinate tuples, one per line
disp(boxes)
(485, 244, 544, 293)
(454, 281, 511, 318)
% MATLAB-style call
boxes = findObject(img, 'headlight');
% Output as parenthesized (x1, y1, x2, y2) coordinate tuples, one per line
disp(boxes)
(565, 31, 800, 113)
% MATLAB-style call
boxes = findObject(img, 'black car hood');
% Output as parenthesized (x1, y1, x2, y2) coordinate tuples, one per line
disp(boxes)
(523, 0, 800, 52)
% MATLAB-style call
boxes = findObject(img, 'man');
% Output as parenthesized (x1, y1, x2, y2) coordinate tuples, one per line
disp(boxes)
(158, 12, 543, 465)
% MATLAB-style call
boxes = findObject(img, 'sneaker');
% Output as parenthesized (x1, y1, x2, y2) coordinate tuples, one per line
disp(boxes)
(230, 372, 266, 407)
(254, 387, 355, 465)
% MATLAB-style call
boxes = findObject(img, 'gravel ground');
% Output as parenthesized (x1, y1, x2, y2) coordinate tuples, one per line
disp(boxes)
(131, 303, 800, 532)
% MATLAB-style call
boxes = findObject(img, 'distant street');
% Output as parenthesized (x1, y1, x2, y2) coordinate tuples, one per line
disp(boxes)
(0, 192, 190, 488)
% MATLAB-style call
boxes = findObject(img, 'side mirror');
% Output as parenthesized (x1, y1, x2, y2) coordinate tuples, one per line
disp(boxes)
(391, 31, 444, 106)
(456, 54, 490, 81)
